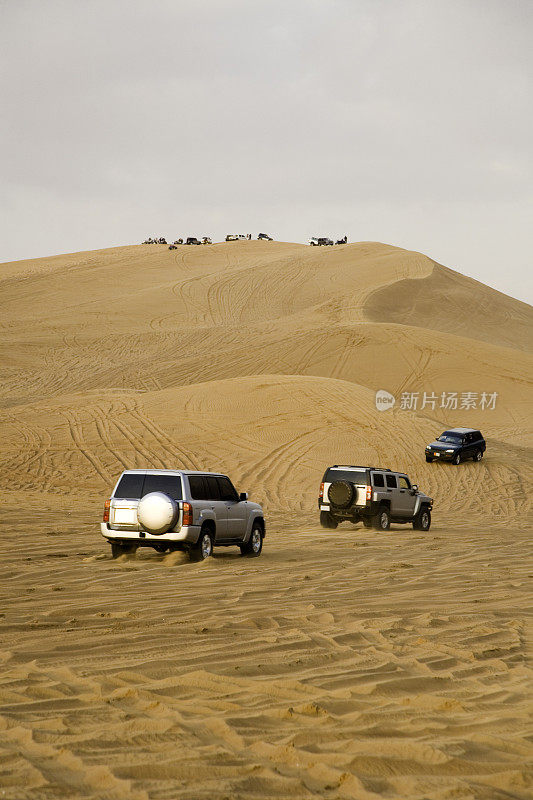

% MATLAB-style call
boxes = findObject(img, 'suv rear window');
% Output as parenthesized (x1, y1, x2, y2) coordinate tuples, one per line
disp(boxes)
(372, 473, 385, 487)
(386, 474, 397, 488)
(114, 472, 144, 499)
(113, 472, 182, 501)
(142, 474, 182, 500)
(324, 468, 367, 484)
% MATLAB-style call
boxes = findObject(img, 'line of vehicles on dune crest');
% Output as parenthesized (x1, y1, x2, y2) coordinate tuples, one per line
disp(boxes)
(141, 233, 350, 249)
(100, 428, 486, 562)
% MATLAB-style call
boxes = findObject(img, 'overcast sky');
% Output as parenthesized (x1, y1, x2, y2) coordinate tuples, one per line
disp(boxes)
(1, 0, 532, 302)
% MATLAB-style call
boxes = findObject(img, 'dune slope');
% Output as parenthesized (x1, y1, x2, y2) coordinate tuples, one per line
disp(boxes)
(1, 240, 532, 800)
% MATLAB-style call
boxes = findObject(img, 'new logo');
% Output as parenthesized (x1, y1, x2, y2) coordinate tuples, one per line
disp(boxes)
(375, 389, 395, 411)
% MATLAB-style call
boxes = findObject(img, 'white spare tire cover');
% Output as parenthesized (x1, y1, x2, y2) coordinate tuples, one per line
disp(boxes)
(137, 492, 178, 535)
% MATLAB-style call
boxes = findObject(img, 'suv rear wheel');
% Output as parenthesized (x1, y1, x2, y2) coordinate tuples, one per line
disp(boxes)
(190, 528, 213, 562)
(452, 453, 461, 465)
(474, 449, 483, 462)
(320, 511, 338, 529)
(413, 506, 431, 531)
(373, 506, 390, 531)
(110, 542, 137, 559)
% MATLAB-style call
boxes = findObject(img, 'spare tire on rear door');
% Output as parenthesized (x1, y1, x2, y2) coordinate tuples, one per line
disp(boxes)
(137, 492, 178, 535)
(327, 480, 354, 509)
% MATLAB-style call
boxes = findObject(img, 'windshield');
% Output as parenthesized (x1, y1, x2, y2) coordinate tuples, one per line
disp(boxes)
(437, 433, 463, 443)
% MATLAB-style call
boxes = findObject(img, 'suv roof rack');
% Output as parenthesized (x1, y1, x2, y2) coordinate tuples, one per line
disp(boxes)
(330, 465, 392, 472)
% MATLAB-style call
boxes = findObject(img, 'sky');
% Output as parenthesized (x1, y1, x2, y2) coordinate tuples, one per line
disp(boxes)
(1, 0, 532, 303)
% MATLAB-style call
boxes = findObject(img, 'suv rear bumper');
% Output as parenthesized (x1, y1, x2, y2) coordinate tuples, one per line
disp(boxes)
(319, 500, 393, 518)
(101, 522, 201, 545)
(320, 502, 374, 516)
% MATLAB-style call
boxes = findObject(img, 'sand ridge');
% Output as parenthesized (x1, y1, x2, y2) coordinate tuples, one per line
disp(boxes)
(0, 240, 532, 798)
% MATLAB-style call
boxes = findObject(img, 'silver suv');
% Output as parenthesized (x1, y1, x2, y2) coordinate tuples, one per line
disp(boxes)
(319, 465, 433, 531)
(101, 469, 265, 561)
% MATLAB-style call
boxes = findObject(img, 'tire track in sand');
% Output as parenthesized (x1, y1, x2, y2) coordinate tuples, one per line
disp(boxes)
(60, 410, 110, 485)
(130, 402, 201, 471)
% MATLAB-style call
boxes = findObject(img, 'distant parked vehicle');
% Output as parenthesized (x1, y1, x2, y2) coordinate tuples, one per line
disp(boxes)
(202, 237, 212, 244)
(425, 428, 486, 464)
(185, 237, 201, 245)
(225, 234, 247, 241)
(258, 233, 273, 241)
(168, 244, 177, 250)
(309, 237, 333, 246)
(335, 236, 348, 245)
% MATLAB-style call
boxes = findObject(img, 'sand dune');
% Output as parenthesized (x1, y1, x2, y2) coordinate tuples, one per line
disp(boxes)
(365, 261, 533, 351)
(1, 240, 532, 798)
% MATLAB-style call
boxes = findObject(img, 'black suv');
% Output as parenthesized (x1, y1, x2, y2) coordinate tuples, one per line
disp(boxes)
(425, 428, 486, 464)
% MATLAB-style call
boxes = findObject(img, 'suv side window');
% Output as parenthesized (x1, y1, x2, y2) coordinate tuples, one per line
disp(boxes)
(386, 474, 397, 489)
(398, 476, 410, 490)
(372, 473, 385, 487)
(205, 475, 221, 500)
(217, 476, 239, 502)
(188, 475, 208, 500)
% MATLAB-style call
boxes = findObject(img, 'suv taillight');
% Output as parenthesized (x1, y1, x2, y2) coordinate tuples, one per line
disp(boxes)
(103, 499, 110, 523)
(366, 485, 371, 501)
(319, 482, 324, 501)
(182, 502, 193, 526)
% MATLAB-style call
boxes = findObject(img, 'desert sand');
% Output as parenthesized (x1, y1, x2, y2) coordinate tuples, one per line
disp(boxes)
(0, 240, 532, 799)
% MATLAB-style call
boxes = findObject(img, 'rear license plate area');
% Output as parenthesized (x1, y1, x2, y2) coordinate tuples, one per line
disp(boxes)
(114, 508, 136, 524)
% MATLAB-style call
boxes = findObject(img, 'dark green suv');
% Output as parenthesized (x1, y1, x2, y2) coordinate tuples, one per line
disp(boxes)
(425, 428, 486, 465)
